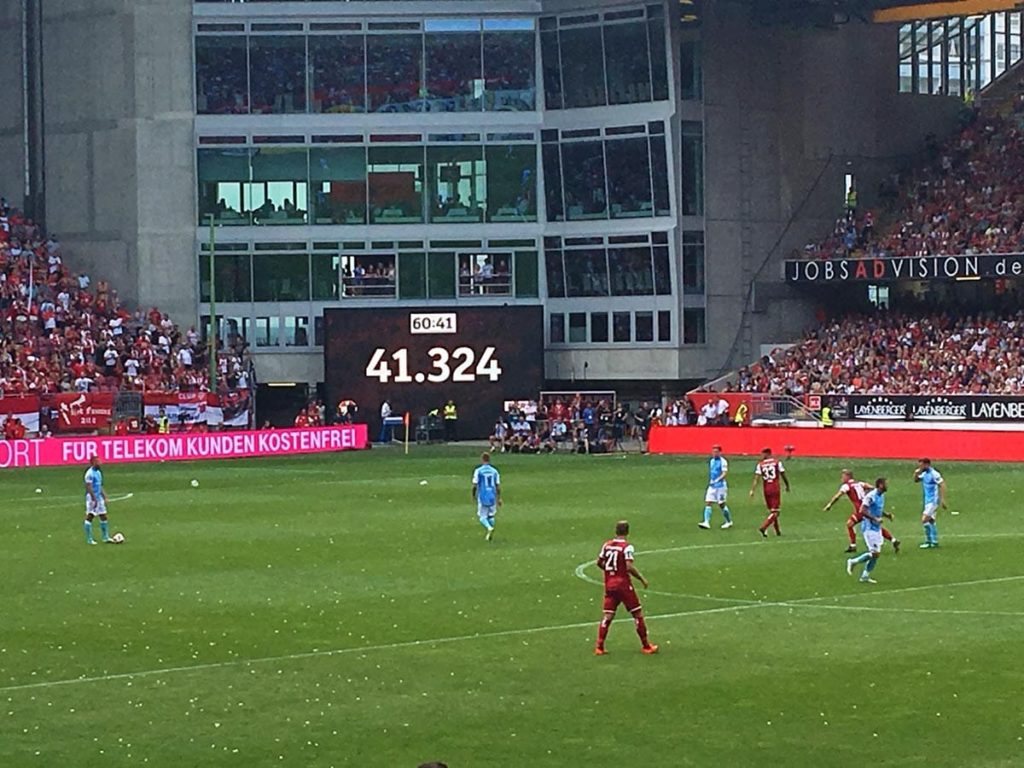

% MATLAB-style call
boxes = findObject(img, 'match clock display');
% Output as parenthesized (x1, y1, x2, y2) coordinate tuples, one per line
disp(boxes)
(323, 306, 543, 438)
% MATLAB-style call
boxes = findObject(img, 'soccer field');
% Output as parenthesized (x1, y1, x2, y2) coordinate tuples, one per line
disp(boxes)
(3, 447, 1023, 768)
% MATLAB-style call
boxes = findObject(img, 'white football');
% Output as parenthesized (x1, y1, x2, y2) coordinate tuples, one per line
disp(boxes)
(190, 479, 199, 488)
(112, 532, 125, 544)
(35, 488, 42, 494)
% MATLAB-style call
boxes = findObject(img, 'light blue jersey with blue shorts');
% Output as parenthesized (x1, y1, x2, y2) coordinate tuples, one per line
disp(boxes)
(473, 463, 500, 518)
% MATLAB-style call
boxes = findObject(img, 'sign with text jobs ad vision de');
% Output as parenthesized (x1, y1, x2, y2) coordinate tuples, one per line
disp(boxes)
(323, 306, 544, 438)
(785, 254, 1024, 283)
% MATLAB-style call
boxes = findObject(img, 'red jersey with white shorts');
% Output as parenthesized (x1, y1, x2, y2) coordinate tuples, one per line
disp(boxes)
(755, 457, 785, 511)
(840, 479, 869, 519)
(597, 538, 642, 613)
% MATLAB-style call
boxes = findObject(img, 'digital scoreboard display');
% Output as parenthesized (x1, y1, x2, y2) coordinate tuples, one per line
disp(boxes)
(323, 306, 544, 438)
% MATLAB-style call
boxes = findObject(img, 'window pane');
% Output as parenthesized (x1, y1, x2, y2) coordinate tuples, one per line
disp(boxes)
(541, 143, 564, 221)
(314, 316, 324, 347)
(648, 17, 670, 101)
(604, 23, 651, 104)
(680, 39, 702, 100)
(657, 310, 671, 341)
(606, 137, 652, 219)
(683, 307, 706, 344)
(425, 30, 482, 112)
(514, 250, 539, 297)
(255, 316, 279, 348)
(283, 316, 310, 347)
(608, 246, 654, 296)
(549, 312, 565, 343)
(428, 252, 456, 298)
(253, 254, 310, 302)
(649, 135, 671, 216)
(196, 36, 248, 115)
(484, 30, 535, 111)
(367, 34, 422, 113)
(249, 36, 306, 114)
(653, 245, 672, 296)
(310, 147, 367, 224)
(427, 145, 485, 223)
(311, 253, 339, 300)
(198, 148, 251, 225)
(561, 141, 607, 220)
(217, 254, 252, 303)
(613, 311, 631, 342)
(590, 311, 608, 342)
(564, 248, 609, 297)
(486, 144, 537, 222)
(341, 254, 396, 298)
(310, 35, 365, 114)
(568, 312, 587, 343)
(635, 311, 654, 342)
(251, 148, 308, 225)
(544, 249, 566, 298)
(682, 231, 705, 294)
(399, 252, 427, 299)
(458, 253, 511, 296)
(561, 26, 606, 107)
(540, 30, 562, 109)
(682, 122, 704, 216)
(368, 146, 424, 224)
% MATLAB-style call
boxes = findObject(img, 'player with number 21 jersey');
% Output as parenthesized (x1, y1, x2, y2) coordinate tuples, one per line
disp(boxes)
(594, 520, 658, 656)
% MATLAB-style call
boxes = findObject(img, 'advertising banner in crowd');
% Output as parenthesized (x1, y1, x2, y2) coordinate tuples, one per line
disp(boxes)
(784, 253, 1024, 283)
(846, 394, 1024, 422)
(0, 425, 369, 469)
(45, 393, 115, 432)
(142, 391, 252, 428)
(0, 395, 42, 434)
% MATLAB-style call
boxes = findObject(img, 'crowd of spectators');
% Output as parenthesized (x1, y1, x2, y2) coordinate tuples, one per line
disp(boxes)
(489, 396, 660, 454)
(733, 310, 1024, 396)
(802, 104, 1024, 261)
(0, 199, 252, 398)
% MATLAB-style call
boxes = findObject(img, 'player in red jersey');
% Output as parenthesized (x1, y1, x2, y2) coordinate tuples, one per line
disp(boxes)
(824, 469, 900, 553)
(594, 520, 658, 656)
(750, 447, 790, 537)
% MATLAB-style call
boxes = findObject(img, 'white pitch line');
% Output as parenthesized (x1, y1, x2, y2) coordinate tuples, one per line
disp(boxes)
(779, 603, 1024, 619)
(3, 573, 1023, 695)
(17, 492, 135, 511)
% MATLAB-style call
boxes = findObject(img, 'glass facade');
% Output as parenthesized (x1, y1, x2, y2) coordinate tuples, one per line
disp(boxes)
(196, 19, 536, 116)
(898, 11, 1024, 96)
(542, 125, 671, 223)
(194, 2, 709, 355)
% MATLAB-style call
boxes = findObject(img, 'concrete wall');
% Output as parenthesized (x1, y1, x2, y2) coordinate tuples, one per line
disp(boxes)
(0, 0, 26, 208)
(700, 0, 964, 379)
(41, 0, 195, 323)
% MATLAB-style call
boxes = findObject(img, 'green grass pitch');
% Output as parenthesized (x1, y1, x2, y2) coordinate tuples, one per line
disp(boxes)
(2, 447, 1023, 767)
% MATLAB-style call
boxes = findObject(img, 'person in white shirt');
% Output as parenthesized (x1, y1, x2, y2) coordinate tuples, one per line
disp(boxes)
(177, 347, 193, 368)
(379, 400, 393, 443)
(716, 397, 730, 425)
(699, 401, 717, 426)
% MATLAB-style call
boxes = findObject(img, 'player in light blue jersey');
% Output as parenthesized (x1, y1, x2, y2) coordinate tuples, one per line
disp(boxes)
(472, 452, 502, 542)
(83, 455, 112, 545)
(699, 444, 734, 530)
(914, 458, 947, 549)
(845, 477, 887, 583)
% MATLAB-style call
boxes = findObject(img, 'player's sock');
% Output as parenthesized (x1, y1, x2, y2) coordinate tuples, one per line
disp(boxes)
(633, 615, 650, 647)
(99, 520, 109, 541)
(721, 506, 733, 524)
(846, 522, 857, 546)
(83, 520, 93, 543)
(881, 528, 893, 541)
(702, 507, 712, 525)
(479, 518, 493, 532)
(596, 618, 611, 649)
(772, 515, 781, 535)
(850, 552, 872, 565)
(759, 513, 776, 533)
(864, 557, 878, 575)
(926, 521, 937, 544)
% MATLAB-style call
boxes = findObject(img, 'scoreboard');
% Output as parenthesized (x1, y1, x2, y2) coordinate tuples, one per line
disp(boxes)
(323, 306, 544, 438)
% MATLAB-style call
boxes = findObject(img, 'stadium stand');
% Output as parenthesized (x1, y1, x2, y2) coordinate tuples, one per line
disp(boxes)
(0, 200, 251, 397)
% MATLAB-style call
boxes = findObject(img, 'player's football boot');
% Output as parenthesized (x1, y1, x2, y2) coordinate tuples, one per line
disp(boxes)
(845, 544, 857, 553)
(697, 522, 710, 530)
(759, 529, 768, 539)
(845, 559, 855, 575)
(86, 540, 97, 545)
(594, 647, 607, 656)
(918, 542, 932, 549)
(859, 577, 877, 584)
(485, 529, 494, 542)
(892, 539, 901, 554)
(641, 644, 659, 655)
(720, 521, 733, 529)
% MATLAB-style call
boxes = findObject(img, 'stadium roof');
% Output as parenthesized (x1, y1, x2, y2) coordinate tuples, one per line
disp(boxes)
(738, 0, 1022, 25)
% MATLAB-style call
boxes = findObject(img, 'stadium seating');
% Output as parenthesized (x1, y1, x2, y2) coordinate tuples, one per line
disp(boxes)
(0, 202, 251, 396)
(735, 311, 1024, 395)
